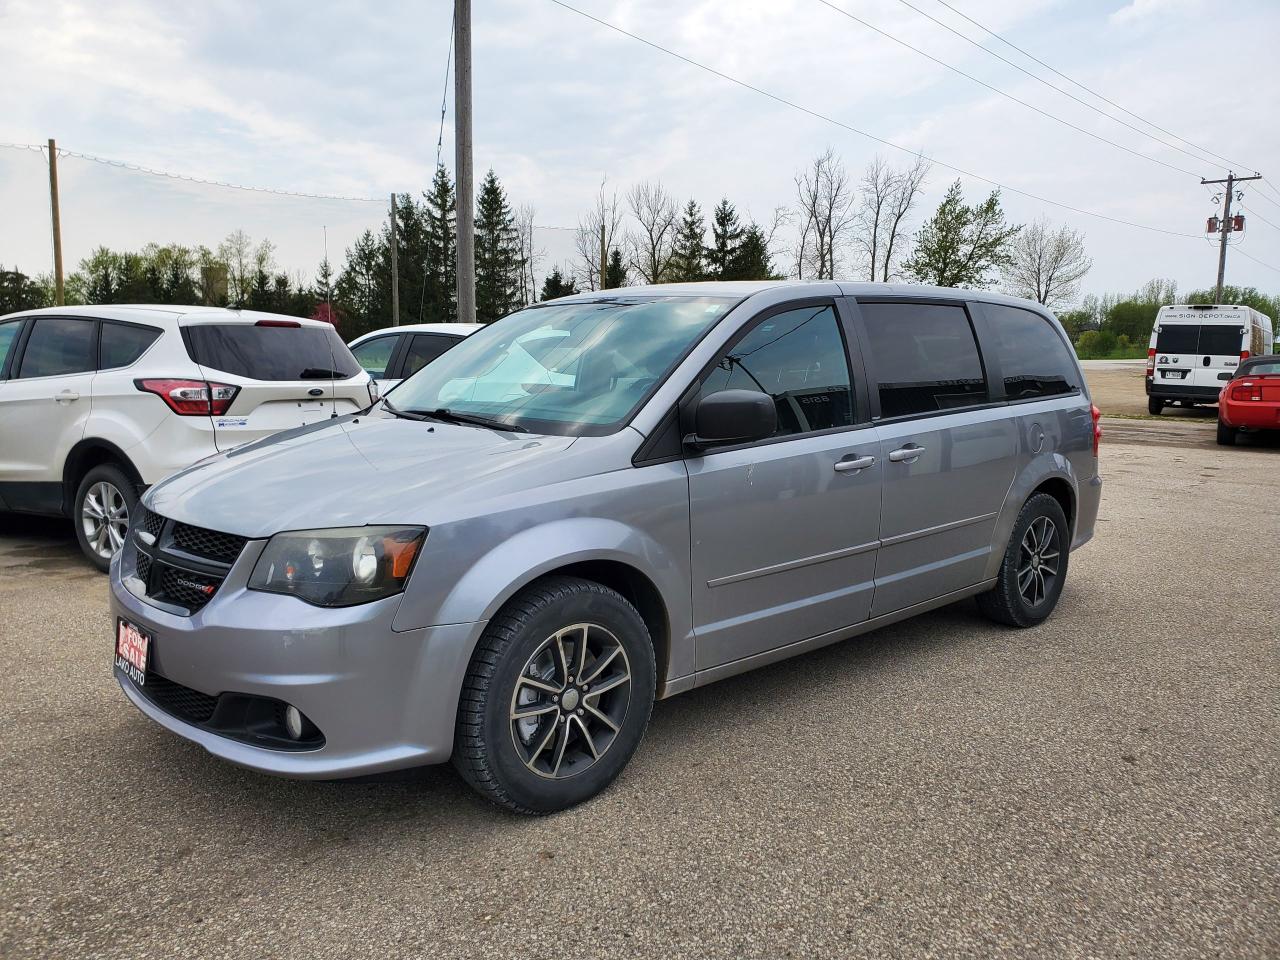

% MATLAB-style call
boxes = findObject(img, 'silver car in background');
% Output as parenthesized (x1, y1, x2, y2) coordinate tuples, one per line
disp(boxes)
(110, 281, 1102, 813)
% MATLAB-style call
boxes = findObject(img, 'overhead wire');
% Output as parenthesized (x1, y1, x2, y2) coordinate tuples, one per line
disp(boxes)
(435, 5, 456, 172)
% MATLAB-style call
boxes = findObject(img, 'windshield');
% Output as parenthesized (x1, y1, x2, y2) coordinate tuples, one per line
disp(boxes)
(386, 296, 737, 435)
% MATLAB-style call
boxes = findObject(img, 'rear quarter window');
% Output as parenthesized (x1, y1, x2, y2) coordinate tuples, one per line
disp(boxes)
(100, 322, 161, 370)
(183, 323, 361, 381)
(859, 302, 987, 418)
(983, 304, 1078, 400)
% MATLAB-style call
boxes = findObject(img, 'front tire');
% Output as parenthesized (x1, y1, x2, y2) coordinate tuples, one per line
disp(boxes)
(453, 576, 656, 814)
(977, 493, 1070, 628)
(73, 464, 138, 572)
(1147, 396, 1164, 415)
(1216, 420, 1237, 446)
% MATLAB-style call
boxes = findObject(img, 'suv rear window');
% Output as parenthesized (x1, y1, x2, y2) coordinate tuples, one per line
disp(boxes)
(984, 304, 1078, 400)
(183, 323, 361, 381)
(859, 302, 987, 418)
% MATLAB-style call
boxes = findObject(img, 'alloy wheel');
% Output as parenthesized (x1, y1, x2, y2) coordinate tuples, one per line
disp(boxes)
(509, 623, 632, 780)
(1017, 515, 1060, 608)
(81, 481, 130, 560)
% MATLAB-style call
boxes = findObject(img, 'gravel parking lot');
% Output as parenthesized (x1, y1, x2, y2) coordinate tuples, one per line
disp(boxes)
(2, 429, 1277, 960)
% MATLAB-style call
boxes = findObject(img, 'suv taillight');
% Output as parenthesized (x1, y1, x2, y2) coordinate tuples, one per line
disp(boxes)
(1231, 382, 1263, 402)
(1145, 347, 1156, 379)
(1090, 403, 1102, 457)
(135, 379, 239, 416)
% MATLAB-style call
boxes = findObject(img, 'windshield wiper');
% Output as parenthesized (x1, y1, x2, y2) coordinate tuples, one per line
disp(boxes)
(413, 407, 529, 433)
(381, 397, 432, 422)
(299, 367, 348, 379)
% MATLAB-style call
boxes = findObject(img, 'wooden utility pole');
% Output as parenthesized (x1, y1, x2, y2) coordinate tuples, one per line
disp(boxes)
(454, 0, 476, 323)
(389, 193, 401, 325)
(47, 139, 65, 306)
(1202, 171, 1262, 302)
(599, 222, 607, 290)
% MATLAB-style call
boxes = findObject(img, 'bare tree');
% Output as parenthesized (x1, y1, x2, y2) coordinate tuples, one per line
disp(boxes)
(514, 204, 541, 305)
(793, 148, 856, 279)
(626, 181, 678, 284)
(573, 179, 625, 291)
(1003, 217, 1092, 308)
(879, 155, 930, 282)
(217, 229, 254, 304)
(853, 156, 893, 281)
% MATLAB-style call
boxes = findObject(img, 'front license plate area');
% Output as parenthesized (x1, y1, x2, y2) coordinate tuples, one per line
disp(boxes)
(115, 618, 150, 688)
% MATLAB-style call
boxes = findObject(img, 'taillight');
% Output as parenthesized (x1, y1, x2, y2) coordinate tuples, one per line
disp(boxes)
(1145, 347, 1156, 378)
(135, 379, 239, 416)
(1231, 382, 1263, 402)
(1240, 350, 1251, 362)
(1090, 403, 1102, 457)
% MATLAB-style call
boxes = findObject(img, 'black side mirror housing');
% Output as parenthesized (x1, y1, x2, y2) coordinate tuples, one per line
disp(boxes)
(686, 389, 777, 450)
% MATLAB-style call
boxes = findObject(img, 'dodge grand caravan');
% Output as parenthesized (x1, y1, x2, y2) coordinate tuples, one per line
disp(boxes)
(110, 282, 1102, 813)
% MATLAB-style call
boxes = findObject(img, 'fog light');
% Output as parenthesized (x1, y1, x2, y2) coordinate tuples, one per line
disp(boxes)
(284, 705, 305, 740)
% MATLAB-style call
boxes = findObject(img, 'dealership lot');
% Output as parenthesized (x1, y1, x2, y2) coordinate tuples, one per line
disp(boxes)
(1, 429, 1277, 960)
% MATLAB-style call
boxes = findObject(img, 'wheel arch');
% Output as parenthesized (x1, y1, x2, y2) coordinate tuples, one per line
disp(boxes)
(984, 455, 1079, 581)
(62, 438, 144, 515)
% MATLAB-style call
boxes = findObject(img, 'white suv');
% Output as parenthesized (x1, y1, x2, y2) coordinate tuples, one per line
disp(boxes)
(0, 306, 375, 569)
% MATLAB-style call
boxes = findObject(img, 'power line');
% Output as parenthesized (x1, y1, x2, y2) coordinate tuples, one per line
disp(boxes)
(435, 4, 455, 172)
(811, 0, 1202, 180)
(887, 0, 1244, 174)
(1232, 247, 1280, 275)
(1240, 204, 1280, 233)
(928, 0, 1261, 175)
(544, 0, 1201, 240)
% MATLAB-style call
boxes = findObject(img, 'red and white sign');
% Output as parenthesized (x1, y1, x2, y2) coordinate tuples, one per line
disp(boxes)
(115, 619, 149, 687)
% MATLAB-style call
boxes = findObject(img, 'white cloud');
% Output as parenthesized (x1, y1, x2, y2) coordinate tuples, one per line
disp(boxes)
(1110, 0, 1201, 27)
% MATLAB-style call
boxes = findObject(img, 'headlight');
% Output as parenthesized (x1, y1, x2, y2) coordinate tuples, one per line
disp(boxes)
(248, 526, 426, 607)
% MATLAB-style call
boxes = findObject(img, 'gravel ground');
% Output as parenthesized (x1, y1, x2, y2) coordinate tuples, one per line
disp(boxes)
(1, 430, 1277, 960)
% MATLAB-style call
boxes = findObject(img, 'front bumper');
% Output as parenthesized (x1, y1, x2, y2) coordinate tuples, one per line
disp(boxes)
(109, 549, 484, 779)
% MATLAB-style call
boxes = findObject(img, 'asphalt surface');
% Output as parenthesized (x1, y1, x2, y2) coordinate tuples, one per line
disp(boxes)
(2, 428, 1277, 960)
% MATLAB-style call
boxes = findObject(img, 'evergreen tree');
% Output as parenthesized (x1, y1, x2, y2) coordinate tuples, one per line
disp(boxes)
(473, 169, 522, 323)
(335, 230, 388, 338)
(903, 180, 1020, 289)
(384, 193, 431, 324)
(669, 200, 707, 282)
(706, 198, 744, 280)
(725, 224, 777, 281)
(604, 249, 628, 289)
(422, 166, 457, 322)
(540, 266, 578, 301)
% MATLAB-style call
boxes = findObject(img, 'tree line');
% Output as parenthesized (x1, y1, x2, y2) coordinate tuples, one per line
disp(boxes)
(2, 149, 1277, 349)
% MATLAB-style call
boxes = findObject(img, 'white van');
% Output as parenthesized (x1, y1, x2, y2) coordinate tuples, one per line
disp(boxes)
(1145, 304, 1275, 414)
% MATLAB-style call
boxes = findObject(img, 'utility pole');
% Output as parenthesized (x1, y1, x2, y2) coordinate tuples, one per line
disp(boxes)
(599, 222, 607, 290)
(1202, 171, 1262, 303)
(47, 139, 64, 306)
(454, 0, 476, 324)
(389, 193, 400, 325)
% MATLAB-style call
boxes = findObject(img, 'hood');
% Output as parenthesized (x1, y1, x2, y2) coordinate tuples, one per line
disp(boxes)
(145, 414, 581, 537)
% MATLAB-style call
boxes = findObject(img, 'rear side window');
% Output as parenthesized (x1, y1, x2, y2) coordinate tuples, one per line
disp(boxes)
(17, 317, 96, 378)
(0, 319, 22, 377)
(983, 304, 1078, 400)
(697, 304, 854, 438)
(100, 322, 161, 370)
(859, 302, 987, 418)
(350, 335, 399, 378)
(183, 323, 361, 381)
(402, 333, 461, 378)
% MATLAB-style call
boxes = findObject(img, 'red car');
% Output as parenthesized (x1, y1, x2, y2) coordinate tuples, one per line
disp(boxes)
(1218, 355, 1280, 445)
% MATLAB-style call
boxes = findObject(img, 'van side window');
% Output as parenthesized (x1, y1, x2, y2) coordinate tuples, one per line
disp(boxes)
(697, 304, 854, 439)
(858, 302, 986, 418)
(983, 304, 1078, 400)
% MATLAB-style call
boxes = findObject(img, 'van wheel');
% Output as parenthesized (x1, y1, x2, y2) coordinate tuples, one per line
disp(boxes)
(1216, 420, 1237, 446)
(73, 464, 138, 572)
(453, 577, 656, 814)
(977, 493, 1069, 628)
(1147, 397, 1164, 415)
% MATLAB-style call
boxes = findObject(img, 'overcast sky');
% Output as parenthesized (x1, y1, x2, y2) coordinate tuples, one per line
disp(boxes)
(1, 0, 1277, 303)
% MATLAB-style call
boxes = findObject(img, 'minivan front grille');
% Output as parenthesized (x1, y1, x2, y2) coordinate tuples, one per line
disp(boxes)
(132, 511, 246, 615)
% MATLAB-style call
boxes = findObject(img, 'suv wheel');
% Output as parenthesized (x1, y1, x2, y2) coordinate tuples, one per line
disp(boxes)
(74, 464, 138, 572)
(1147, 396, 1164, 415)
(453, 576, 656, 814)
(1216, 419, 1237, 446)
(977, 493, 1069, 628)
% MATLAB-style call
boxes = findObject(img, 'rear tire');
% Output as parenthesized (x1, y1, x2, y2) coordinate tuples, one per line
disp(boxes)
(1147, 396, 1164, 415)
(977, 493, 1070, 628)
(1216, 420, 1237, 446)
(73, 464, 138, 572)
(452, 576, 656, 814)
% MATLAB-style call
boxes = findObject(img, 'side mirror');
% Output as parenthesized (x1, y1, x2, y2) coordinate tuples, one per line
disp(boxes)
(686, 389, 777, 450)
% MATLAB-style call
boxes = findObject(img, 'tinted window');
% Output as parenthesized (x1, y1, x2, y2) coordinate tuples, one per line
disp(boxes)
(1198, 325, 1243, 356)
(17, 317, 96, 378)
(351, 335, 398, 378)
(100, 322, 161, 370)
(0, 320, 21, 377)
(1155, 324, 1199, 353)
(697, 304, 853, 438)
(184, 323, 361, 381)
(1238, 359, 1280, 376)
(403, 333, 461, 378)
(984, 305, 1077, 400)
(860, 303, 986, 418)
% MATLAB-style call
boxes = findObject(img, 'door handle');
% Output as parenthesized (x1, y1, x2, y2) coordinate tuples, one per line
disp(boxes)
(834, 455, 876, 473)
(54, 390, 80, 403)
(888, 444, 924, 463)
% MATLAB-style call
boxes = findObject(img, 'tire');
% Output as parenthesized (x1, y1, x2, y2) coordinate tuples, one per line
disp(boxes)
(452, 576, 656, 814)
(1147, 396, 1164, 415)
(73, 463, 139, 572)
(976, 493, 1070, 628)
(1216, 420, 1237, 446)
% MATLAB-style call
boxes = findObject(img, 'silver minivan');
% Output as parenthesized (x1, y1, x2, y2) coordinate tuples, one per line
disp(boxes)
(110, 282, 1102, 813)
